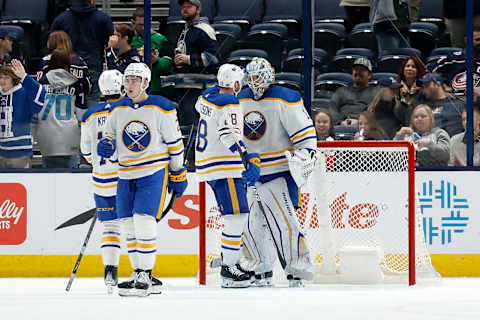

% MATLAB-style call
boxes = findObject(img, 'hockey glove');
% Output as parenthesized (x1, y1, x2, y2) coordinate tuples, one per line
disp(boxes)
(97, 138, 116, 158)
(168, 167, 188, 197)
(241, 153, 260, 186)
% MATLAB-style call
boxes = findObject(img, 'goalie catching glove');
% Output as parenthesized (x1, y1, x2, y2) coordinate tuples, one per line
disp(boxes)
(97, 138, 116, 158)
(241, 153, 261, 186)
(285, 149, 317, 188)
(168, 167, 188, 197)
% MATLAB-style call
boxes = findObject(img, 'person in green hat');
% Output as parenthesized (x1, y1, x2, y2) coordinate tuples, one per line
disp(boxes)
(130, 7, 172, 94)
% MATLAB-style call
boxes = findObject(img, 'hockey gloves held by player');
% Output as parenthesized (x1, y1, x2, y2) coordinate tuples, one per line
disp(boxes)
(97, 138, 116, 158)
(241, 153, 260, 186)
(285, 149, 317, 188)
(168, 167, 188, 197)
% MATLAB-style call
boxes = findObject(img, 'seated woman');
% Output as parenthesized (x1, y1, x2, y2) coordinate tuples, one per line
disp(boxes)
(355, 111, 390, 140)
(450, 106, 480, 166)
(313, 110, 335, 141)
(394, 104, 451, 167)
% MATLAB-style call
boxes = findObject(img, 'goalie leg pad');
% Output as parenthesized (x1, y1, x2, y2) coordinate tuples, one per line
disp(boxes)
(133, 213, 157, 271)
(221, 214, 248, 266)
(255, 177, 313, 280)
(101, 220, 121, 266)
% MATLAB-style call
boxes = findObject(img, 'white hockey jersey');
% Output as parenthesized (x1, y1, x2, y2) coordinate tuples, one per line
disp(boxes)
(104, 95, 184, 180)
(81, 102, 118, 197)
(194, 86, 244, 181)
(238, 85, 317, 176)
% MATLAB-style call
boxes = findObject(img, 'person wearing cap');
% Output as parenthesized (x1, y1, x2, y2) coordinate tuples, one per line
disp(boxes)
(416, 73, 464, 137)
(50, 0, 114, 106)
(367, 76, 403, 139)
(329, 57, 380, 126)
(0, 27, 16, 66)
(174, 0, 218, 74)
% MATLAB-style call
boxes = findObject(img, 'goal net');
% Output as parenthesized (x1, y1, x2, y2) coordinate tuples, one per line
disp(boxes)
(198, 141, 440, 286)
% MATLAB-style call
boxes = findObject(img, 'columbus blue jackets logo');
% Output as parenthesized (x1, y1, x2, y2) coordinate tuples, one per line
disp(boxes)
(452, 71, 480, 96)
(122, 120, 151, 152)
(244, 110, 266, 141)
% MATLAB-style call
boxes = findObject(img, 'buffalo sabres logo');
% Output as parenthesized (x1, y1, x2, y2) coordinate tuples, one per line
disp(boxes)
(122, 120, 151, 152)
(244, 110, 267, 141)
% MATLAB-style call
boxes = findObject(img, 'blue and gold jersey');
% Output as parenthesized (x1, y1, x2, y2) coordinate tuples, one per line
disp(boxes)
(194, 86, 244, 181)
(104, 95, 184, 180)
(81, 102, 118, 197)
(238, 85, 316, 176)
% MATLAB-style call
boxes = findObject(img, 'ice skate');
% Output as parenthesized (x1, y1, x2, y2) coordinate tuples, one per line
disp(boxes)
(104, 265, 118, 294)
(147, 270, 162, 294)
(133, 270, 151, 297)
(118, 270, 138, 297)
(220, 265, 251, 288)
(254, 271, 273, 287)
(236, 263, 255, 283)
(287, 274, 304, 287)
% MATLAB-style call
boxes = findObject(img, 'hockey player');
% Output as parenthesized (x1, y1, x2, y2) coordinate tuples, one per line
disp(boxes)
(238, 57, 317, 287)
(195, 63, 260, 288)
(80, 70, 123, 293)
(37, 49, 90, 168)
(97, 63, 187, 297)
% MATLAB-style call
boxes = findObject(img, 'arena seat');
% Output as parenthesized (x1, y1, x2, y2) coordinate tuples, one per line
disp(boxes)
(347, 23, 378, 55)
(212, 23, 242, 62)
(314, 72, 352, 98)
(332, 48, 375, 73)
(314, 23, 345, 61)
(274, 72, 303, 91)
(377, 48, 422, 73)
(226, 49, 268, 67)
(282, 48, 328, 75)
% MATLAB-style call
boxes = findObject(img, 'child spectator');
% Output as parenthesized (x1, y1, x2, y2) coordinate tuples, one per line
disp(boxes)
(105, 23, 141, 73)
(313, 110, 335, 141)
(355, 111, 389, 140)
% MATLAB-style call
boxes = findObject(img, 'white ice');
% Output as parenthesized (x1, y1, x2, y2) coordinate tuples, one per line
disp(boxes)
(1, 277, 479, 320)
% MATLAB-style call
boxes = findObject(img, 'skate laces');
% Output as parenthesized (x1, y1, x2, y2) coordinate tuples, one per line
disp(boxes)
(229, 265, 244, 277)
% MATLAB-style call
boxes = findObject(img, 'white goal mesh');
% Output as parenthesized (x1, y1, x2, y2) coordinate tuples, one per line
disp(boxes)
(199, 141, 440, 285)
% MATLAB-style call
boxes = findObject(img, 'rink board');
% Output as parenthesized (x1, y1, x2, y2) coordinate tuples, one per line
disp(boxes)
(0, 171, 479, 277)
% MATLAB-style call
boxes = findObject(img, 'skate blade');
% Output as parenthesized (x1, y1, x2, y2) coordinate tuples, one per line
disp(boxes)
(288, 280, 304, 288)
(253, 279, 274, 287)
(150, 285, 162, 294)
(106, 285, 115, 294)
(221, 279, 250, 288)
(118, 288, 150, 297)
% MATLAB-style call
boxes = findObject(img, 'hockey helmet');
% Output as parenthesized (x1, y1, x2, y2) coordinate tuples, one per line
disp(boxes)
(98, 69, 123, 96)
(217, 63, 245, 94)
(245, 57, 275, 100)
(124, 62, 151, 85)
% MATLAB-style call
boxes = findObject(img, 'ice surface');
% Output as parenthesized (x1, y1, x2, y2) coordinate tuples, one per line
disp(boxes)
(1, 277, 479, 320)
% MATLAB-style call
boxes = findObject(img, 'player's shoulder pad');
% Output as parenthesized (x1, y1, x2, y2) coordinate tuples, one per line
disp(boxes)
(264, 85, 302, 104)
(81, 102, 109, 122)
(237, 87, 254, 100)
(108, 96, 130, 113)
(202, 87, 239, 108)
(147, 94, 177, 112)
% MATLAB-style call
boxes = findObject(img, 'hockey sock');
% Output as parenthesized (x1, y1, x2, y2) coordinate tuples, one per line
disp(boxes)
(221, 214, 248, 266)
(101, 220, 121, 266)
(123, 217, 139, 270)
(133, 213, 157, 270)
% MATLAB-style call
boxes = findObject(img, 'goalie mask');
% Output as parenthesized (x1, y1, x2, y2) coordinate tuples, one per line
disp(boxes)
(217, 63, 245, 96)
(124, 62, 151, 99)
(99, 69, 123, 96)
(246, 57, 275, 100)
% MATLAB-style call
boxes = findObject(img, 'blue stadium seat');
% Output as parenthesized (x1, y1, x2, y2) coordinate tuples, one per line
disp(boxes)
(274, 72, 303, 91)
(408, 22, 439, 58)
(212, 23, 242, 62)
(311, 98, 332, 112)
(314, 72, 353, 98)
(227, 49, 269, 67)
(347, 23, 378, 55)
(377, 48, 422, 73)
(282, 48, 328, 74)
(334, 125, 357, 140)
(331, 48, 375, 73)
(418, 0, 445, 31)
(314, 23, 346, 61)
(426, 47, 463, 65)
(213, 0, 264, 36)
(370, 72, 399, 85)
(315, 0, 346, 24)
(263, 0, 302, 39)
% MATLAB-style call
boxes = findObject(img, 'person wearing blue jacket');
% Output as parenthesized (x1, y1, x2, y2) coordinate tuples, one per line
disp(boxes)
(0, 60, 45, 168)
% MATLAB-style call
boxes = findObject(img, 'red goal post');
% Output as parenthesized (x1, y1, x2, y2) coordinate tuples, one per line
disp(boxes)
(199, 141, 424, 286)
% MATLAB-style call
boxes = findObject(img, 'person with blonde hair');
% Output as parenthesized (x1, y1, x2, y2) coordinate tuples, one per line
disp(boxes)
(394, 104, 451, 167)
(355, 111, 389, 141)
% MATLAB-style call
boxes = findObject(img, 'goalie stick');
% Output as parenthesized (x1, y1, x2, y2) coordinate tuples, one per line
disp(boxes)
(66, 213, 98, 291)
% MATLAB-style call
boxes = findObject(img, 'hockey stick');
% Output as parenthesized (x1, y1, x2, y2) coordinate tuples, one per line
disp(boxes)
(65, 213, 98, 292)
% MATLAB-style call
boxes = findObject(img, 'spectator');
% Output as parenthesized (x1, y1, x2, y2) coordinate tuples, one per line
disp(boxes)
(443, 0, 480, 48)
(368, 77, 403, 138)
(37, 31, 91, 96)
(313, 110, 335, 141)
(355, 111, 390, 140)
(410, 0, 423, 22)
(395, 56, 426, 125)
(0, 27, 16, 66)
(105, 23, 142, 74)
(449, 106, 480, 166)
(36, 49, 89, 168)
(175, 0, 219, 74)
(370, 0, 411, 55)
(416, 73, 464, 136)
(50, 0, 114, 105)
(130, 7, 173, 94)
(329, 57, 380, 125)
(429, 27, 480, 99)
(394, 104, 450, 167)
(0, 60, 45, 168)
(340, 0, 370, 32)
